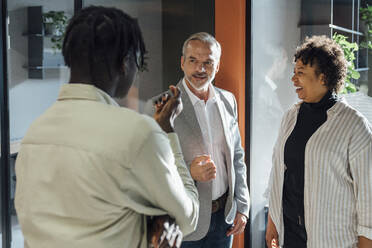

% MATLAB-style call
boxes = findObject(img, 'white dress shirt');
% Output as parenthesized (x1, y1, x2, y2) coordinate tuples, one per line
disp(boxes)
(182, 79, 228, 200)
(268, 98, 372, 248)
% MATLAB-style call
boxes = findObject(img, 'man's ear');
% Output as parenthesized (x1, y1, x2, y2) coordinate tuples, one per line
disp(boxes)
(215, 60, 220, 73)
(319, 73, 326, 85)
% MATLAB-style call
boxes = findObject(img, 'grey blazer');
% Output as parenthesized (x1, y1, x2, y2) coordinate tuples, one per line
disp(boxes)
(147, 80, 250, 241)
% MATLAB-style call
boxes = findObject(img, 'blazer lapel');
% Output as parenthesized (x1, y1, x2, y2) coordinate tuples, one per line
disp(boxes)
(214, 87, 232, 150)
(176, 81, 206, 152)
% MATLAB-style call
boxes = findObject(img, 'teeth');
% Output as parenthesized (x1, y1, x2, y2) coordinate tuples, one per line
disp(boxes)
(296, 87, 303, 90)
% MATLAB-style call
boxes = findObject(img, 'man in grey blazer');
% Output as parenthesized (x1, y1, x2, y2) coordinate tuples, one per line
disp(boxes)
(150, 32, 249, 247)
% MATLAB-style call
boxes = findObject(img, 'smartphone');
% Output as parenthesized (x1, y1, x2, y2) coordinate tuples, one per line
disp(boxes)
(152, 89, 174, 105)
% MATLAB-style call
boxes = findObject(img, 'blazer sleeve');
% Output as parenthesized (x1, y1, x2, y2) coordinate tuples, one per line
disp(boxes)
(130, 131, 199, 236)
(349, 120, 372, 240)
(230, 94, 250, 218)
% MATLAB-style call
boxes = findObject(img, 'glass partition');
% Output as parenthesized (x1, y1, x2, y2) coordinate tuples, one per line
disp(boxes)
(84, 0, 164, 112)
(6, 0, 371, 247)
(250, 0, 371, 247)
(5, 0, 214, 247)
(7, 1, 74, 247)
(83, 0, 214, 113)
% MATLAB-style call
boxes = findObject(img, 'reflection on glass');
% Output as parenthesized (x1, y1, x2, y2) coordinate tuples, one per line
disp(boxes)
(7, 1, 74, 247)
(251, 0, 371, 247)
(84, 0, 214, 114)
(85, 0, 164, 113)
(7, 1, 214, 247)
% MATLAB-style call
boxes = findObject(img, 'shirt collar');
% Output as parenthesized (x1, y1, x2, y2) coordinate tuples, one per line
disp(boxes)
(182, 78, 217, 106)
(294, 95, 348, 117)
(57, 83, 119, 107)
(326, 96, 347, 116)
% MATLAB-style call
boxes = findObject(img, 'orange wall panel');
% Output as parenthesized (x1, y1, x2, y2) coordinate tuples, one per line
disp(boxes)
(215, 0, 246, 247)
(215, 0, 246, 149)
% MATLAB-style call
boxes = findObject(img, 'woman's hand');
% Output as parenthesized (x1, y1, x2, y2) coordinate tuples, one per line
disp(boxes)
(266, 213, 279, 248)
(358, 236, 372, 248)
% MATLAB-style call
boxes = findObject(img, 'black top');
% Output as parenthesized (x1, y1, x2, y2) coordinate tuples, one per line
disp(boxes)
(282, 91, 337, 244)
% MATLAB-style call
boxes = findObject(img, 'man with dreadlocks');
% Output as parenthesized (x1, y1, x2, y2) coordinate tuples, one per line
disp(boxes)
(14, 6, 199, 248)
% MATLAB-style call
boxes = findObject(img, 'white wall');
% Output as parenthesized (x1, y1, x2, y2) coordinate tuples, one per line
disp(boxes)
(8, 0, 73, 142)
(8, 0, 163, 141)
(250, 0, 301, 247)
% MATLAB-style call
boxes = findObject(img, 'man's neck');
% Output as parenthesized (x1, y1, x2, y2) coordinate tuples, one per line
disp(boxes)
(69, 74, 116, 98)
(69, 74, 92, 85)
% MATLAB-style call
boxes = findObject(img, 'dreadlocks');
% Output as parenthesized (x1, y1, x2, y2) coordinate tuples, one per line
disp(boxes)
(62, 6, 147, 84)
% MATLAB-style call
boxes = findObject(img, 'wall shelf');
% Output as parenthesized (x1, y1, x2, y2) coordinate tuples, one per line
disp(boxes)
(300, 24, 364, 37)
(329, 24, 364, 36)
(300, 0, 368, 87)
(22, 33, 62, 38)
(23, 65, 66, 69)
(26, 6, 65, 79)
(356, 67, 369, 72)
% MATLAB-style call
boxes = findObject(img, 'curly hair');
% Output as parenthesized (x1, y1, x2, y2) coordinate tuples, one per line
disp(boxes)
(294, 35, 347, 93)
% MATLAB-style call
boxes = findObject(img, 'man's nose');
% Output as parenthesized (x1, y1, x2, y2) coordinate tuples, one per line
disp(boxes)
(196, 62, 206, 72)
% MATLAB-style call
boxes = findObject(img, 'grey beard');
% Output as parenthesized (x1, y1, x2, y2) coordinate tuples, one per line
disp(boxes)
(184, 75, 211, 92)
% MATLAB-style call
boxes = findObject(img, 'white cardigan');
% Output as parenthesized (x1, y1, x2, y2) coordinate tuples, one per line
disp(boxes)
(268, 98, 372, 248)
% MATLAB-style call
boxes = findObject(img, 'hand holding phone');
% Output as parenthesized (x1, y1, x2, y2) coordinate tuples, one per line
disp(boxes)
(153, 85, 183, 133)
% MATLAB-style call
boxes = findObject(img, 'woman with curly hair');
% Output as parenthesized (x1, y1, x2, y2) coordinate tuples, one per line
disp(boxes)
(265, 35, 372, 248)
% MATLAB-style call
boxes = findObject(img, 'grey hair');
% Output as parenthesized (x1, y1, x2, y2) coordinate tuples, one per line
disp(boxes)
(182, 32, 221, 60)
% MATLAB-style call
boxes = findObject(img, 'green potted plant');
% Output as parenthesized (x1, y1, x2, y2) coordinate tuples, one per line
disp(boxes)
(332, 33, 360, 94)
(43, 11, 68, 51)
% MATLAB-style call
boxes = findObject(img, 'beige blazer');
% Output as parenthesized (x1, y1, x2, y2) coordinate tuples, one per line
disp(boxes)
(15, 84, 199, 248)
